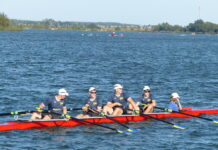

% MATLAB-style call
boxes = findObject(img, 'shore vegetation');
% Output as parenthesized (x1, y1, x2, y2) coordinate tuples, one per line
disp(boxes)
(1, 12, 218, 34)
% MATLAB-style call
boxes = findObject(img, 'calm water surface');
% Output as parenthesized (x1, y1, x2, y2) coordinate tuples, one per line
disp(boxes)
(0, 30, 218, 150)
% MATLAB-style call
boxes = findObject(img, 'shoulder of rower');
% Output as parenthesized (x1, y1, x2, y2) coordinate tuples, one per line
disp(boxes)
(149, 94, 155, 100)
(122, 92, 130, 99)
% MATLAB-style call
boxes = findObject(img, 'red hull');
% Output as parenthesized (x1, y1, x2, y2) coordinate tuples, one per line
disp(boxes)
(0, 107, 218, 132)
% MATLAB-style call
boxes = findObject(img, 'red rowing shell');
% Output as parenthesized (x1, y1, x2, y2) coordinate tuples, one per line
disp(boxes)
(0, 107, 218, 132)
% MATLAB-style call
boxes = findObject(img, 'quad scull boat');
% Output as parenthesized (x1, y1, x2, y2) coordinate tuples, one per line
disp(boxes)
(0, 107, 218, 132)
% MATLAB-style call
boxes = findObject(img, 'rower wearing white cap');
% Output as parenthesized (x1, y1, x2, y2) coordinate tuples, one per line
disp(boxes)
(76, 87, 102, 118)
(136, 86, 156, 113)
(168, 92, 182, 111)
(30, 88, 70, 120)
(103, 84, 139, 115)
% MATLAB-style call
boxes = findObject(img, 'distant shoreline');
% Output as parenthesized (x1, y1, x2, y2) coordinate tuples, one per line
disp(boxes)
(1, 27, 217, 35)
(1, 13, 218, 34)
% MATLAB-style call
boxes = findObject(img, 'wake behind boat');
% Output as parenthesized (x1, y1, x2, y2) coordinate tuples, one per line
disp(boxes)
(0, 107, 218, 132)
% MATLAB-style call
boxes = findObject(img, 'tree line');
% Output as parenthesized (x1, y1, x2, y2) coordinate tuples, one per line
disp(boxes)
(0, 13, 10, 27)
(1, 12, 218, 34)
(149, 20, 218, 34)
(0, 13, 23, 31)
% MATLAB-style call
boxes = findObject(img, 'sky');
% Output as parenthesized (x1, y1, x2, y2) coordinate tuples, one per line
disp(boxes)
(0, 0, 218, 26)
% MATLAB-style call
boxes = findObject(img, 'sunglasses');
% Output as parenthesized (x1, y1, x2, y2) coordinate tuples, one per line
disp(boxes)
(144, 90, 150, 93)
(90, 91, 96, 94)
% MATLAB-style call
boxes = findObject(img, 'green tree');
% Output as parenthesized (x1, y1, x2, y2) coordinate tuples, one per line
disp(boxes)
(86, 23, 100, 29)
(41, 19, 57, 27)
(186, 19, 218, 33)
(186, 19, 205, 33)
(0, 13, 10, 27)
(153, 23, 175, 32)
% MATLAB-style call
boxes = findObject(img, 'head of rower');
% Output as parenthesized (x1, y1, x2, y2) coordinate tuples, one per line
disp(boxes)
(143, 86, 151, 97)
(170, 92, 180, 102)
(57, 88, 69, 100)
(114, 84, 123, 96)
(89, 87, 97, 99)
(168, 92, 182, 111)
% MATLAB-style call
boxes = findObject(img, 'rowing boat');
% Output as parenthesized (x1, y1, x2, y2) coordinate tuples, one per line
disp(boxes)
(0, 107, 218, 132)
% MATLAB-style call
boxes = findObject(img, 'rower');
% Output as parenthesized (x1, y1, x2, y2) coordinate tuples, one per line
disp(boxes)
(30, 88, 70, 120)
(76, 87, 102, 118)
(103, 84, 139, 115)
(168, 92, 182, 111)
(136, 86, 156, 113)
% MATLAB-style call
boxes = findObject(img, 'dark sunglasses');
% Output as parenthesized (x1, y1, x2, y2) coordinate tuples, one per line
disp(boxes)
(90, 91, 96, 94)
(144, 90, 150, 93)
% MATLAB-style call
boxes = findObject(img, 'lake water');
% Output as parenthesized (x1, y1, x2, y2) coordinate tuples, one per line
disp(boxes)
(0, 30, 218, 150)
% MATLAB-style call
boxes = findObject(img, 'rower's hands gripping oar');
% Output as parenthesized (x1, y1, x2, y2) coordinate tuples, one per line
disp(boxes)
(155, 106, 218, 124)
(52, 112, 131, 134)
(90, 108, 140, 133)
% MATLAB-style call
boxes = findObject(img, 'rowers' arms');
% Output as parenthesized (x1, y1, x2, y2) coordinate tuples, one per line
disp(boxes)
(106, 102, 122, 108)
(63, 106, 67, 115)
(35, 103, 45, 112)
(177, 99, 182, 110)
(39, 103, 45, 109)
(97, 106, 102, 112)
(152, 99, 156, 107)
(82, 104, 89, 112)
(127, 97, 139, 111)
(62, 106, 72, 119)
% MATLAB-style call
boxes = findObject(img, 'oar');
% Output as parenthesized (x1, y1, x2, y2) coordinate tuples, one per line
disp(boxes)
(0, 108, 82, 117)
(141, 113, 187, 130)
(67, 108, 82, 111)
(88, 108, 140, 133)
(52, 111, 131, 134)
(0, 110, 37, 116)
(127, 108, 187, 129)
(155, 106, 218, 124)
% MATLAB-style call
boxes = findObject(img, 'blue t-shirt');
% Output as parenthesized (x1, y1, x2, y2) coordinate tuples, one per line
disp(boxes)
(85, 97, 102, 109)
(43, 97, 66, 114)
(168, 102, 179, 112)
(138, 94, 155, 104)
(107, 92, 130, 108)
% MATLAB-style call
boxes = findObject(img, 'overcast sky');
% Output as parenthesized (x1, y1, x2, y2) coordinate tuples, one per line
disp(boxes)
(1, 0, 217, 26)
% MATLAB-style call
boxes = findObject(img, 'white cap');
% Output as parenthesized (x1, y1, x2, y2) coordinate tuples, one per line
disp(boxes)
(143, 86, 150, 91)
(114, 84, 123, 90)
(58, 88, 69, 96)
(171, 92, 180, 98)
(89, 87, 96, 92)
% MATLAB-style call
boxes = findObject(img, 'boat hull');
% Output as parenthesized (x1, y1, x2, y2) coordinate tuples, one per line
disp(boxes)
(0, 107, 218, 132)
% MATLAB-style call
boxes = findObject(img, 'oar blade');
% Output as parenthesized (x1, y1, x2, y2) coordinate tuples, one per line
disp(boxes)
(116, 129, 132, 135)
(172, 124, 187, 130)
(212, 120, 218, 124)
(127, 128, 141, 133)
